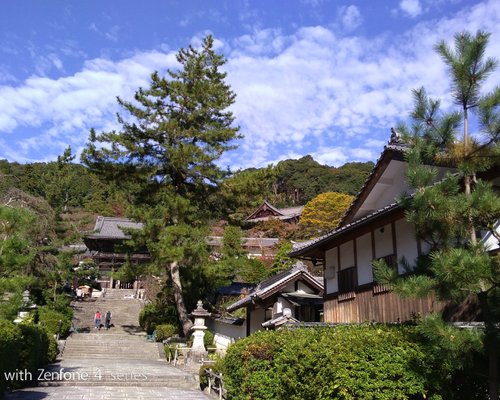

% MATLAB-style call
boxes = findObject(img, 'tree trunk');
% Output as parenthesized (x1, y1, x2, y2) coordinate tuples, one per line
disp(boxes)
(478, 292, 499, 400)
(168, 261, 193, 337)
(463, 108, 477, 244)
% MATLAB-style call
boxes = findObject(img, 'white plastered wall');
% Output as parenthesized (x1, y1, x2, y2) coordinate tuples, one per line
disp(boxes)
(356, 233, 373, 285)
(339, 241, 355, 269)
(325, 247, 338, 294)
(374, 223, 393, 258)
(249, 308, 266, 334)
(395, 218, 419, 273)
(297, 281, 315, 293)
(207, 319, 246, 342)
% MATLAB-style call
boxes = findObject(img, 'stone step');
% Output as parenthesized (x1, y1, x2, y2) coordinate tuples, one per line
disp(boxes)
(61, 354, 161, 360)
(34, 361, 198, 389)
(66, 334, 147, 340)
(38, 376, 197, 388)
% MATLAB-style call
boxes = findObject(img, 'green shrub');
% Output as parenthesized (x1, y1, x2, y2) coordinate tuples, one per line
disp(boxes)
(164, 344, 176, 361)
(0, 320, 22, 395)
(199, 357, 224, 390)
(37, 306, 72, 337)
(154, 324, 178, 342)
(222, 325, 446, 400)
(204, 329, 214, 347)
(223, 330, 283, 400)
(0, 320, 59, 397)
(46, 334, 58, 363)
(17, 324, 50, 378)
(139, 302, 177, 334)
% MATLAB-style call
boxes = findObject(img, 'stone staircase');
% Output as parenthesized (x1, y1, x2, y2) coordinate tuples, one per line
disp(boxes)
(71, 289, 143, 333)
(62, 333, 160, 360)
(6, 289, 207, 398)
(45, 289, 200, 390)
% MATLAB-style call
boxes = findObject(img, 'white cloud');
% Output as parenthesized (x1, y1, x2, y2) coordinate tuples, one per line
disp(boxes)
(222, 0, 500, 168)
(338, 5, 363, 32)
(0, 0, 499, 167)
(0, 50, 178, 161)
(399, 0, 423, 18)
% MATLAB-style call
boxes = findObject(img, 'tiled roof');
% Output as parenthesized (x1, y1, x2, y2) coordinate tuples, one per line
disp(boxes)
(245, 200, 304, 222)
(289, 201, 400, 256)
(339, 139, 408, 226)
(279, 206, 305, 217)
(216, 282, 256, 296)
(207, 236, 280, 248)
(261, 313, 299, 328)
(226, 262, 323, 312)
(86, 216, 143, 239)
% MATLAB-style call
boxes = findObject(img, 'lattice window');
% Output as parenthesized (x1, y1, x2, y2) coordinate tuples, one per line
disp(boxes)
(338, 266, 357, 293)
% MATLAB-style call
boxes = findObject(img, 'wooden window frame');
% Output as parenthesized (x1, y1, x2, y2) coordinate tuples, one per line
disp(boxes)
(338, 266, 358, 294)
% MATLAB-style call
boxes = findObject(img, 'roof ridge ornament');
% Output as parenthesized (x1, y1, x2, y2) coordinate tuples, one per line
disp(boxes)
(389, 127, 403, 144)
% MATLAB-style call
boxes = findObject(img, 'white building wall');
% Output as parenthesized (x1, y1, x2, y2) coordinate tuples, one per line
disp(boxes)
(482, 220, 500, 252)
(356, 233, 373, 285)
(249, 308, 266, 334)
(325, 247, 338, 293)
(207, 319, 246, 342)
(272, 297, 294, 318)
(339, 241, 355, 269)
(395, 219, 419, 274)
(374, 223, 393, 258)
(297, 281, 315, 293)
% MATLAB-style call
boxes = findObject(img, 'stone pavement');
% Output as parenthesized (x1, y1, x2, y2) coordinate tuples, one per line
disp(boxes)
(6, 386, 208, 400)
(5, 289, 209, 400)
(5, 359, 209, 400)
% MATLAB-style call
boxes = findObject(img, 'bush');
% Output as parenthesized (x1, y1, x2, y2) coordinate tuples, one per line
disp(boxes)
(37, 306, 72, 338)
(199, 356, 224, 390)
(204, 329, 214, 347)
(154, 324, 178, 342)
(222, 325, 450, 400)
(17, 324, 50, 378)
(139, 302, 177, 335)
(0, 320, 22, 395)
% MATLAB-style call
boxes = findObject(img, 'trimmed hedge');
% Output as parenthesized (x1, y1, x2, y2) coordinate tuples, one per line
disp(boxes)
(222, 325, 466, 400)
(0, 320, 57, 396)
(0, 320, 22, 395)
(154, 324, 178, 342)
(37, 306, 72, 338)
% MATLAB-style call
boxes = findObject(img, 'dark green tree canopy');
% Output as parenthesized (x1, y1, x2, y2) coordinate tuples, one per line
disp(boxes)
(82, 35, 240, 210)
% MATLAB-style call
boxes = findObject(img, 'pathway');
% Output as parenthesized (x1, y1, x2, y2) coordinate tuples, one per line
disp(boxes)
(6, 289, 208, 400)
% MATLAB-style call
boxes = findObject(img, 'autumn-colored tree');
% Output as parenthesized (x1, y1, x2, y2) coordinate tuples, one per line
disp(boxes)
(299, 192, 354, 236)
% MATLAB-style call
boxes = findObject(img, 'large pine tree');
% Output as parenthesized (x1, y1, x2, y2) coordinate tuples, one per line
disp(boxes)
(82, 35, 240, 335)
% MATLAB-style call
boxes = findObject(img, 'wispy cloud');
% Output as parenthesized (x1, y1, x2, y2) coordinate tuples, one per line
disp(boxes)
(338, 5, 363, 32)
(0, 51, 178, 161)
(399, 0, 423, 18)
(89, 22, 120, 42)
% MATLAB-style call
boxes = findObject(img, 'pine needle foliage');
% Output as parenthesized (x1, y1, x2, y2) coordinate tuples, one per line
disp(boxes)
(82, 36, 240, 335)
(376, 30, 500, 398)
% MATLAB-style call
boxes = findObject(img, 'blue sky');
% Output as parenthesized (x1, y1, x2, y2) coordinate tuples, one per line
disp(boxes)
(0, 0, 498, 169)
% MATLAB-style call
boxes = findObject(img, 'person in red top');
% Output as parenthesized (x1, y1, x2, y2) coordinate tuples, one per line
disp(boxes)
(94, 311, 102, 330)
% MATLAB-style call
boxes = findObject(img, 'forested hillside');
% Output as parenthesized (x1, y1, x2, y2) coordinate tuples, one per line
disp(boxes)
(0, 154, 373, 233)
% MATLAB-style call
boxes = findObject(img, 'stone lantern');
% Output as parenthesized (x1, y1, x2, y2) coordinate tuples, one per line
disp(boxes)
(14, 290, 35, 324)
(189, 300, 211, 363)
